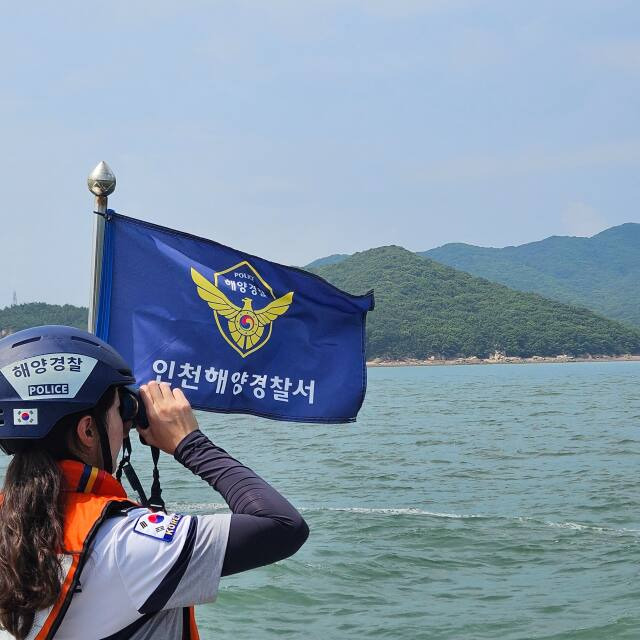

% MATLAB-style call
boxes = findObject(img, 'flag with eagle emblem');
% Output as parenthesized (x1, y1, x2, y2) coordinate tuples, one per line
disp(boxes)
(94, 211, 374, 423)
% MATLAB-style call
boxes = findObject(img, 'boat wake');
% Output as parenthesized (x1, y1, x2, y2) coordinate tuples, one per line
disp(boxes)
(168, 502, 640, 536)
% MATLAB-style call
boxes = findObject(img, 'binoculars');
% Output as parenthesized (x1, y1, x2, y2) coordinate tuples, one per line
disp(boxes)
(119, 385, 149, 429)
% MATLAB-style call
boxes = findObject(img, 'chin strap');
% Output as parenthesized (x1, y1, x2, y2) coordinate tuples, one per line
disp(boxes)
(96, 419, 114, 476)
(115, 437, 167, 512)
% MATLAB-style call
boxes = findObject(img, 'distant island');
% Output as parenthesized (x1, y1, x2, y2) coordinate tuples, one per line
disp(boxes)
(308, 222, 640, 329)
(368, 354, 640, 367)
(0, 302, 87, 338)
(423, 223, 640, 328)
(309, 245, 640, 361)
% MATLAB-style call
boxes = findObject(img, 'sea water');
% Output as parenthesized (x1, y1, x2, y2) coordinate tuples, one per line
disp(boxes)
(4, 362, 640, 639)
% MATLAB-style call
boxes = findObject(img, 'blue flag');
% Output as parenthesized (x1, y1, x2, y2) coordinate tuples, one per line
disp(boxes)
(95, 212, 374, 423)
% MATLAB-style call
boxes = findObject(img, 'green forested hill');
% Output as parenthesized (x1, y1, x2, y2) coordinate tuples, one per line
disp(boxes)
(305, 253, 351, 269)
(423, 223, 640, 327)
(310, 246, 640, 359)
(0, 303, 87, 335)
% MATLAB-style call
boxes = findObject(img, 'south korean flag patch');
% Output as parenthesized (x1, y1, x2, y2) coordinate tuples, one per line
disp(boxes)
(134, 512, 184, 543)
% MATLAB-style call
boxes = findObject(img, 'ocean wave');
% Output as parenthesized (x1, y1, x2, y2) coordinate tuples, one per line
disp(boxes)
(168, 502, 640, 537)
(169, 502, 229, 511)
(541, 519, 640, 535)
(300, 506, 486, 519)
(307, 508, 640, 535)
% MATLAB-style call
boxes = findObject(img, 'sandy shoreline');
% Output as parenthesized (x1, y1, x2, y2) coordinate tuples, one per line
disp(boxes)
(367, 354, 640, 367)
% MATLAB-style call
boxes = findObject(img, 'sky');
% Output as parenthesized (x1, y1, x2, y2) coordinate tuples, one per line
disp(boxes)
(1, 0, 639, 308)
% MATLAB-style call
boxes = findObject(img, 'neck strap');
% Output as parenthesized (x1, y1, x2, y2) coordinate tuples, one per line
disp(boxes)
(116, 436, 166, 512)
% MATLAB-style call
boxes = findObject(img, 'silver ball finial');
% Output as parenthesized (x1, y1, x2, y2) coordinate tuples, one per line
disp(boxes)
(87, 161, 116, 197)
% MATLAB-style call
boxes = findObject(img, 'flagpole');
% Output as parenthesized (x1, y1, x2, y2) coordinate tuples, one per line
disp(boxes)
(87, 161, 116, 333)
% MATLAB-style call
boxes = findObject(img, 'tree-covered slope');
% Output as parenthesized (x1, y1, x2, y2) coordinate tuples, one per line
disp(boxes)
(0, 303, 87, 335)
(305, 253, 351, 269)
(423, 223, 640, 327)
(310, 246, 640, 359)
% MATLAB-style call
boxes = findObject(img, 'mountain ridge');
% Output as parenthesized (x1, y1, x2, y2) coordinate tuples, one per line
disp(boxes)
(0, 303, 88, 336)
(306, 223, 640, 327)
(423, 222, 640, 326)
(308, 245, 640, 360)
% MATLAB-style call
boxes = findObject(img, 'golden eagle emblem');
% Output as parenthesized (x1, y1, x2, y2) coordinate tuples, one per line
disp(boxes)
(191, 263, 293, 358)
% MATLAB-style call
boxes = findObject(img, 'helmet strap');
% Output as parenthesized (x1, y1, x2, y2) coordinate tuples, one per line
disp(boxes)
(96, 419, 114, 475)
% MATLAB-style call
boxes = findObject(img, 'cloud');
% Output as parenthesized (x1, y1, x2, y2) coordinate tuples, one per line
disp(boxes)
(561, 202, 608, 237)
(583, 39, 640, 73)
(256, 0, 475, 17)
(418, 139, 640, 183)
(446, 27, 510, 72)
(348, 0, 477, 17)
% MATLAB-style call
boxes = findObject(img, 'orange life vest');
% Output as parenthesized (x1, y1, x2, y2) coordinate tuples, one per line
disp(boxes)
(30, 460, 199, 640)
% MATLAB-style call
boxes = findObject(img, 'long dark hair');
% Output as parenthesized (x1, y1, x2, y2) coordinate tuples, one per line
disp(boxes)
(0, 387, 117, 639)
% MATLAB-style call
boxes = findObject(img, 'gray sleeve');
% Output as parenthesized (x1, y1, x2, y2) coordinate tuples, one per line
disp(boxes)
(114, 510, 231, 613)
(161, 513, 231, 609)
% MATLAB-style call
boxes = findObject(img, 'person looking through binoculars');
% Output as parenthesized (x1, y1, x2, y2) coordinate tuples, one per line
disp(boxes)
(0, 325, 309, 640)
